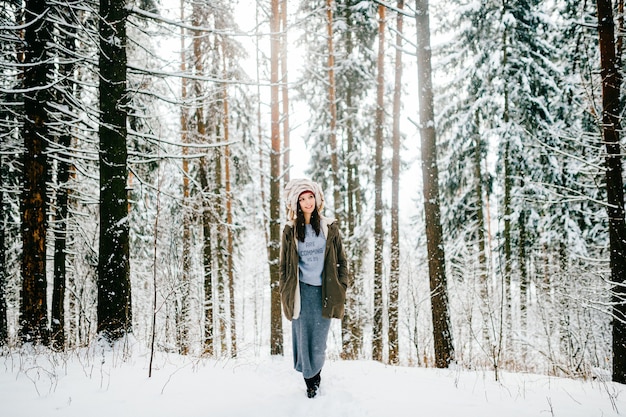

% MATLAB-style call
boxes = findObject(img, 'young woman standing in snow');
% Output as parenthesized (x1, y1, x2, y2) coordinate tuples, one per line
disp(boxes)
(279, 178, 349, 398)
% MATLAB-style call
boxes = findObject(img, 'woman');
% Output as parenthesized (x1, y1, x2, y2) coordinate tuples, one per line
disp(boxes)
(279, 178, 349, 398)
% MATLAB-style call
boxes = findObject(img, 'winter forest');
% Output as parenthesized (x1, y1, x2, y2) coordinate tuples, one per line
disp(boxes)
(2, 0, 626, 405)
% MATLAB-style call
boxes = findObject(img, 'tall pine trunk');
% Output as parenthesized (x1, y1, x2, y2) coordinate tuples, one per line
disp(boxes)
(269, 0, 283, 356)
(327, 0, 341, 222)
(51, 122, 70, 350)
(97, 0, 132, 341)
(199, 156, 214, 355)
(501, 20, 513, 360)
(415, 0, 454, 368)
(0, 156, 7, 345)
(596, 0, 626, 384)
(214, 125, 227, 354)
(20, 0, 51, 344)
(280, 0, 290, 183)
(223, 59, 237, 358)
(372, 4, 386, 363)
(388, 0, 404, 366)
(179, 0, 191, 355)
(518, 205, 528, 363)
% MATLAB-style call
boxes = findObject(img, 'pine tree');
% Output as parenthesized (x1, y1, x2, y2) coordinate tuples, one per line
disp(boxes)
(179, 0, 192, 355)
(269, 0, 283, 356)
(0, 154, 8, 346)
(372, 3, 386, 363)
(595, 0, 626, 384)
(388, 0, 405, 366)
(20, 0, 52, 344)
(280, 0, 291, 183)
(416, 0, 454, 368)
(97, 0, 132, 342)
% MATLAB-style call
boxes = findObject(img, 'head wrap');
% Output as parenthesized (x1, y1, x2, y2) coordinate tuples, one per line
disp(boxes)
(284, 178, 325, 221)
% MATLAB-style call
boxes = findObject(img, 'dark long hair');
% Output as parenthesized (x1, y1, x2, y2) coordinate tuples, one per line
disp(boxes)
(296, 202, 321, 242)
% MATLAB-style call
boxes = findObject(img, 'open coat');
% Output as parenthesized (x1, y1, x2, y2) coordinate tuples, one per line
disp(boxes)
(279, 216, 349, 321)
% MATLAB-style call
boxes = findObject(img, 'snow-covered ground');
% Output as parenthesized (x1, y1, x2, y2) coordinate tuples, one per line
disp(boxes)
(1, 340, 624, 417)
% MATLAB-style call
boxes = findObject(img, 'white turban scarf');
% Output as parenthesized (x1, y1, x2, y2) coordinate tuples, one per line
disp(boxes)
(284, 178, 325, 221)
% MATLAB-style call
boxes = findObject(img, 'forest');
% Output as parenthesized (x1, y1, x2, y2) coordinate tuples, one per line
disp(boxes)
(1, 0, 626, 387)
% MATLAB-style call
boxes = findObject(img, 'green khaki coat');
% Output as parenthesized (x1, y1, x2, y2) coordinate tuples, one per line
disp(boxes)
(279, 216, 349, 321)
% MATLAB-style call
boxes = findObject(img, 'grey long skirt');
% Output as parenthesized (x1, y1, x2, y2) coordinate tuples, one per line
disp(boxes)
(292, 282, 331, 379)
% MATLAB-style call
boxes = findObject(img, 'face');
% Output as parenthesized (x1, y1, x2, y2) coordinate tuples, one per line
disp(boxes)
(298, 191, 316, 216)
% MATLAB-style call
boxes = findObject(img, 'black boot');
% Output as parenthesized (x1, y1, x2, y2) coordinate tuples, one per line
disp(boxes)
(313, 371, 321, 390)
(304, 371, 321, 398)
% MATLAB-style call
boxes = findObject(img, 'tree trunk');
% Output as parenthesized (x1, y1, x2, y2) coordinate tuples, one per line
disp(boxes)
(214, 125, 227, 354)
(179, 0, 191, 355)
(327, 0, 341, 221)
(51, 122, 71, 351)
(501, 22, 513, 359)
(20, 0, 51, 344)
(0, 155, 7, 346)
(269, 0, 283, 356)
(97, 0, 132, 342)
(223, 57, 237, 358)
(280, 0, 290, 183)
(415, 0, 454, 368)
(372, 4, 386, 363)
(389, 0, 404, 366)
(596, 0, 626, 384)
(67, 241, 78, 347)
(198, 156, 214, 355)
(519, 205, 528, 363)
